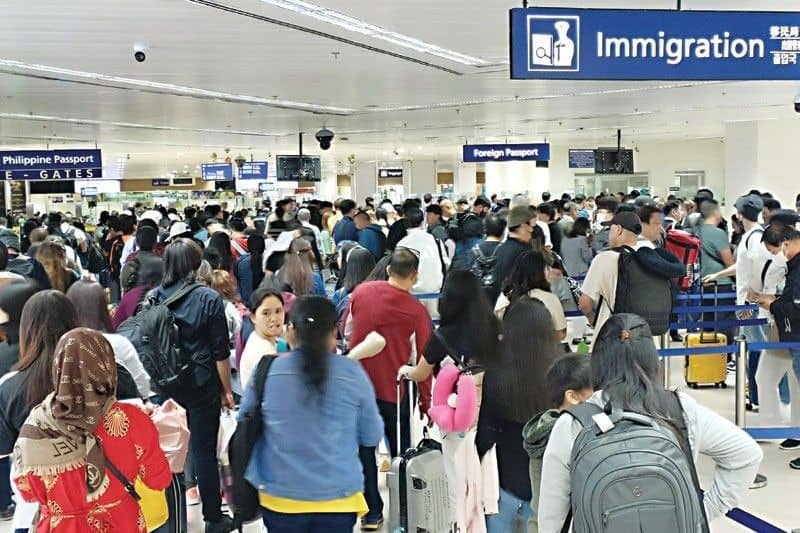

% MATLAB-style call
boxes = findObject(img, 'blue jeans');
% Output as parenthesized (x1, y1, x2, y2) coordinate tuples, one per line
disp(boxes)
(486, 488, 533, 533)
(261, 508, 356, 533)
(791, 349, 800, 385)
(742, 324, 767, 405)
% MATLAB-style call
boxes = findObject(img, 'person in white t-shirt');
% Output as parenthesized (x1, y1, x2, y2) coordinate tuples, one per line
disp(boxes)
(579, 212, 640, 334)
(396, 206, 447, 316)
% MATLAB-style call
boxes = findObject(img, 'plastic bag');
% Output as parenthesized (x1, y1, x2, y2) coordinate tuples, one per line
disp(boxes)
(151, 399, 190, 474)
(217, 410, 238, 464)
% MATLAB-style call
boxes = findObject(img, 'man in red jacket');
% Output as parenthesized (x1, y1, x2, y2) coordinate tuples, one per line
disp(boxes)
(345, 248, 433, 531)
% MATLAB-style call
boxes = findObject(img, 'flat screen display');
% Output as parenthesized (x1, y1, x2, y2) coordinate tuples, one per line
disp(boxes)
(276, 155, 321, 182)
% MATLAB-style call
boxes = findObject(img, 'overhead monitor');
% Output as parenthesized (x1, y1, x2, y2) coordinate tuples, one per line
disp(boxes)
(276, 155, 321, 182)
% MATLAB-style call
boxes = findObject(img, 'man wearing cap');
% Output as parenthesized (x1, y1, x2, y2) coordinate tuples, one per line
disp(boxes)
(579, 211, 641, 334)
(490, 206, 537, 304)
(705, 194, 768, 410)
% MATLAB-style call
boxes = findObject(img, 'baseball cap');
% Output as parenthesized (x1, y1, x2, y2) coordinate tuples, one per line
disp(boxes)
(734, 194, 764, 222)
(604, 211, 642, 234)
(507, 206, 535, 229)
(166, 221, 191, 242)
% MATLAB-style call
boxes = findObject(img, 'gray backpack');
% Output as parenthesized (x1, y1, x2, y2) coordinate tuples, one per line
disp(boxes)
(564, 394, 709, 533)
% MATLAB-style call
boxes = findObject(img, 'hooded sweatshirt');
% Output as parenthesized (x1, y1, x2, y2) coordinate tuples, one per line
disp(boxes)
(346, 280, 432, 411)
(358, 224, 387, 260)
(522, 409, 560, 533)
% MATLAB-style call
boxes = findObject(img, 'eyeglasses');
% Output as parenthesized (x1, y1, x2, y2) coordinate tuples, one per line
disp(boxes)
(397, 246, 421, 259)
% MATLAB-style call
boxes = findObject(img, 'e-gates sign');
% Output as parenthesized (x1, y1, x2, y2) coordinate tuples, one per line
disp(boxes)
(463, 143, 550, 163)
(510, 8, 800, 80)
(0, 149, 102, 180)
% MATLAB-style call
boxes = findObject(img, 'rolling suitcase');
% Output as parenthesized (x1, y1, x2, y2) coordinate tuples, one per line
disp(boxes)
(684, 283, 728, 388)
(387, 379, 455, 533)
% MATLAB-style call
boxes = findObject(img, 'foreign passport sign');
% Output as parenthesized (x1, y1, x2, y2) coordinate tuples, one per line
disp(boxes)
(0, 149, 102, 180)
(510, 8, 800, 80)
(463, 143, 550, 163)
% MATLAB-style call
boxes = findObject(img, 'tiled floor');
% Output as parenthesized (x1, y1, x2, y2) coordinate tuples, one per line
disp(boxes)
(3, 363, 797, 533)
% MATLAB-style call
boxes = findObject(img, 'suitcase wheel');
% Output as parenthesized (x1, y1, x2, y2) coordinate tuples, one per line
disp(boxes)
(689, 382, 698, 389)
(721, 382, 728, 389)
(714, 383, 721, 389)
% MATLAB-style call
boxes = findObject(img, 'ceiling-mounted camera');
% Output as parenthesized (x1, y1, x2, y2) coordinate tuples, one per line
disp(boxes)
(315, 128, 334, 150)
(794, 94, 800, 113)
(133, 43, 149, 63)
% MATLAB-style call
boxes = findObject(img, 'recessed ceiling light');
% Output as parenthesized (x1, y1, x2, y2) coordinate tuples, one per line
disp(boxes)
(258, 0, 488, 66)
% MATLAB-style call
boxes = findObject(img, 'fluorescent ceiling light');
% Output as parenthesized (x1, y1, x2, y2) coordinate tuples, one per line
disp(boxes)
(0, 59, 355, 115)
(0, 112, 291, 137)
(258, 0, 488, 66)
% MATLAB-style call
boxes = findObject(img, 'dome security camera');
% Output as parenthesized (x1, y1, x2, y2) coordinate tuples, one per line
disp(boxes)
(795, 94, 800, 113)
(133, 43, 149, 63)
(315, 128, 334, 150)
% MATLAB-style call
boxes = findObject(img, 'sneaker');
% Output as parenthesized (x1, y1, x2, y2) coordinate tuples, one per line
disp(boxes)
(186, 486, 201, 506)
(790, 457, 800, 470)
(204, 515, 234, 533)
(361, 516, 384, 531)
(781, 439, 800, 450)
(0, 503, 15, 521)
(670, 332, 684, 343)
(746, 402, 759, 413)
(749, 473, 768, 489)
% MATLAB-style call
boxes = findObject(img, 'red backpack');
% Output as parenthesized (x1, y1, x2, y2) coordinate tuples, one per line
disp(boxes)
(665, 229, 701, 291)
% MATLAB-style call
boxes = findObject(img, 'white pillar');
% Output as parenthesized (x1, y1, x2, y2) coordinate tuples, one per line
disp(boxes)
(454, 163, 477, 197)
(723, 121, 760, 208)
(409, 160, 436, 196)
(352, 162, 377, 204)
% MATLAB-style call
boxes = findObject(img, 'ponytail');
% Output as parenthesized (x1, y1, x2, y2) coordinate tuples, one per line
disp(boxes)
(289, 296, 337, 395)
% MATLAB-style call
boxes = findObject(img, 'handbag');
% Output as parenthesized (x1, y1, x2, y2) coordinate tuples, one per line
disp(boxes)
(106, 456, 168, 532)
(151, 399, 190, 474)
(227, 355, 277, 529)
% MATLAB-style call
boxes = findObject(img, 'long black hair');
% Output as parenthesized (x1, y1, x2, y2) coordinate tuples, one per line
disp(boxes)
(483, 296, 559, 424)
(438, 270, 501, 367)
(248, 234, 266, 290)
(335, 241, 359, 290)
(290, 295, 337, 395)
(502, 250, 551, 302)
(206, 232, 234, 272)
(162, 238, 202, 287)
(366, 254, 392, 282)
(568, 217, 591, 238)
(591, 313, 673, 419)
(342, 247, 375, 293)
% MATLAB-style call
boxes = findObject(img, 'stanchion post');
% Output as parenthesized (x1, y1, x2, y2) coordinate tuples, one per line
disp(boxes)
(660, 333, 671, 389)
(735, 336, 748, 428)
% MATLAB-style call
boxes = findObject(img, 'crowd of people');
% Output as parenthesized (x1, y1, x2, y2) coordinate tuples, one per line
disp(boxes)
(0, 185, 793, 532)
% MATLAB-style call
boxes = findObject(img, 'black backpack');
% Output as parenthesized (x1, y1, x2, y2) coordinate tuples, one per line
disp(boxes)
(469, 243, 499, 288)
(85, 235, 108, 274)
(117, 282, 201, 391)
(613, 246, 673, 335)
(227, 355, 277, 530)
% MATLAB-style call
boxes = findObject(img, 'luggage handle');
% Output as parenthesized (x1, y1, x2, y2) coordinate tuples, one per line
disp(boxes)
(395, 376, 414, 457)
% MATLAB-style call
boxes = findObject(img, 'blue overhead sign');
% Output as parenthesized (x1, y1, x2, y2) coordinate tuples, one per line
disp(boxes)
(0, 149, 102, 180)
(510, 8, 800, 80)
(239, 162, 268, 180)
(463, 143, 550, 163)
(201, 162, 233, 181)
(569, 149, 595, 169)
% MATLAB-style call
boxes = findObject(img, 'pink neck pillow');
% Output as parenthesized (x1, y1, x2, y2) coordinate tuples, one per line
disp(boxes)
(428, 364, 479, 433)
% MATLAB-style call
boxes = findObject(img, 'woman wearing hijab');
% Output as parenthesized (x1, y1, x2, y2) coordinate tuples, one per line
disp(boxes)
(12, 328, 171, 533)
(0, 281, 39, 377)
